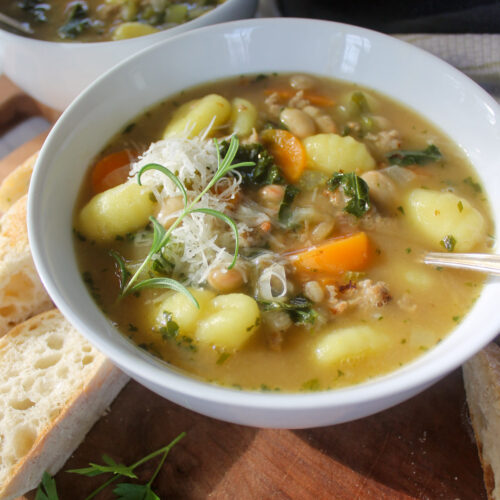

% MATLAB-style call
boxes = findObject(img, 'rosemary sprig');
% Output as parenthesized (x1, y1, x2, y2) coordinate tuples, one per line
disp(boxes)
(119, 135, 254, 305)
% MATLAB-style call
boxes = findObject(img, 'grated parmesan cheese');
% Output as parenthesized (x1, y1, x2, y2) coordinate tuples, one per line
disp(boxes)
(128, 137, 267, 285)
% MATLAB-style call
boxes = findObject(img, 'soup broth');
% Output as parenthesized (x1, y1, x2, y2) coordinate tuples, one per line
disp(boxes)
(2, 0, 225, 42)
(74, 73, 493, 392)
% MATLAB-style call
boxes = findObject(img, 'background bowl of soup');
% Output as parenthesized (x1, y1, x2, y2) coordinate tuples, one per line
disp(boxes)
(0, 0, 257, 111)
(28, 18, 500, 428)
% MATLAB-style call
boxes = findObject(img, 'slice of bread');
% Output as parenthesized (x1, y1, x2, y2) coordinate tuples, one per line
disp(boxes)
(463, 342, 500, 500)
(0, 194, 52, 336)
(0, 309, 129, 500)
(0, 152, 36, 214)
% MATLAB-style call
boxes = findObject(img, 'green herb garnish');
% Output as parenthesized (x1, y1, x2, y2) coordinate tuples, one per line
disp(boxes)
(159, 311, 179, 340)
(302, 378, 321, 391)
(67, 432, 185, 500)
(216, 352, 231, 365)
(440, 235, 457, 252)
(386, 144, 442, 166)
(120, 136, 254, 305)
(463, 176, 483, 193)
(327, 172, 371, 218)
(35, 472, 59, 500)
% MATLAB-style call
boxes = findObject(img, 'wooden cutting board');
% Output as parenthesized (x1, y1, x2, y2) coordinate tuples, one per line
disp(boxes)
(0, 76, 487, 500)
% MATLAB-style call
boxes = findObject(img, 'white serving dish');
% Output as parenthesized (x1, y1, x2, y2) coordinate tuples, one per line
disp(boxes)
(0, 0, 257, 111)
(28, 18, 500, 428)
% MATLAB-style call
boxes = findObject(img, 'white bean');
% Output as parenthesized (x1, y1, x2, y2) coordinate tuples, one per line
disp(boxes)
(280, 107, 316, 139)
(289, 74, 316, 90)
(207, 267, 244, 293)
(258, 184, 285, 206)
(303, 281, 324, 303)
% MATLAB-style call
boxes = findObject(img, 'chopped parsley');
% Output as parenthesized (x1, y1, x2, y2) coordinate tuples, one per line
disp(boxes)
(463, 176, 482, 193)
(440, 235, 457, 252)
(302, 378, 321, 391)
(216, 352, 231, 365)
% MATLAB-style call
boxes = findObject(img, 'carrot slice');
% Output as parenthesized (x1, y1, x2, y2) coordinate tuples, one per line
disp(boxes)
(91, 150, 137, 193)
(261, 129, 307, 183)
(264, 89, 335, 107)
(289, 232, 372, 274)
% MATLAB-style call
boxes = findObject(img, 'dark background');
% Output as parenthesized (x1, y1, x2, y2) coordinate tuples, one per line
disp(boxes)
(277, 0, 500, 33)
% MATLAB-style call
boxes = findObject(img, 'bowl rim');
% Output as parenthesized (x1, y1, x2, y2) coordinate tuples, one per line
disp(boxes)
(0, 0, 256, 46)
(28, 17, 500, 415)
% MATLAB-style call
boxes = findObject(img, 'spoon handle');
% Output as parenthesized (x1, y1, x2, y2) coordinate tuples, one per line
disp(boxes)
(0, 13, 33, 35)
(422, 252, 500, 276)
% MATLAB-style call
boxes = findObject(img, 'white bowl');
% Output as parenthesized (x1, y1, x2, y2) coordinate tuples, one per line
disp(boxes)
(0, 0, 257, 111)
(28, 18, 500, 428)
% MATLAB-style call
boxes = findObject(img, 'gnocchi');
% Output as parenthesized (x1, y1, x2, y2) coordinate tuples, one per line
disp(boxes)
(304, 133, 375, 174)
(155, 289, 215, 337)
(112, 22, 159, 41)
(196, 294, 260, 351)
(231, 97, 258, 138)
(315, 325, 390, 365)
(404, 188, 486, 251)
(163, 94, 231, 139)
(77, 182, 155, 242)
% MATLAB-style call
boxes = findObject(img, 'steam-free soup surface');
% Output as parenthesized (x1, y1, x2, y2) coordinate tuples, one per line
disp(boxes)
(74, 73, 492, 392)
(2, 0, 225, 42)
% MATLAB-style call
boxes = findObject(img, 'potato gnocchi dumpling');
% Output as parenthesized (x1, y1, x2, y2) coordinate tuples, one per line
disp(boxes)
(195, 294, 260, 351)
(155, 289, 215, 337)
(231, 97, 258, 138)
(404, 188, 486, 251)
(304, 133, 375, 174)
(77, 182, 156, 242)
(163, 94, 231, 139)
(315, 326, 390, 365)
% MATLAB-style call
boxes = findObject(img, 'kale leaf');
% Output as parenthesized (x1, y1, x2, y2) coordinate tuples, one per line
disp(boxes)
(278, 185, 300, 225)
(17, 0, 50, 22)
(385, 144, 442, 166)
(58, 1, 91, 39)
(259, 295, 318, 325)
(327, 171, 371, 218)
(219, 141, 284, 188)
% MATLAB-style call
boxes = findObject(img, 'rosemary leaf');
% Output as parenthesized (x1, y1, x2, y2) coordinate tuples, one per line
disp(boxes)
(137, 163, 188, 206)
(129, 278, 199, 308)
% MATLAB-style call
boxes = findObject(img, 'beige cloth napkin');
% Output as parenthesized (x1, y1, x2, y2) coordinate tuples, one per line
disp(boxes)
(258, 1, 500, 101)
(397, 34, 500, 101)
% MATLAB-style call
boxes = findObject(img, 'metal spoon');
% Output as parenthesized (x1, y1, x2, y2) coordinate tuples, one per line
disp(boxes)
(0, 12, 33, 35)
(422, 252, 500, 276)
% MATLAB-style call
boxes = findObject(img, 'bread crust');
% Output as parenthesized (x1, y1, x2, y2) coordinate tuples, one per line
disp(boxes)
(0, 152, 36, 214)
(463, 342, 500, 500)
(0, 195, 52, 336)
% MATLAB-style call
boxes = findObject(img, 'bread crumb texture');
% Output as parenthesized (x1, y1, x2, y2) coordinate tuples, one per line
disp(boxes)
(0, 195, 52, 336)
(0, 309, 106, 491)
(0, 152, 36, 214)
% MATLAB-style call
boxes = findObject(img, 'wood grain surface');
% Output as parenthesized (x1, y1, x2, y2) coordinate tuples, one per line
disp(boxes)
(0, 76, 488, 500)
(25, 371, 486, 500)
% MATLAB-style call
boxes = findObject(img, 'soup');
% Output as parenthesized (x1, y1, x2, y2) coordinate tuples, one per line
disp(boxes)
(1, 0, 225, 42)
(74, 73, 493, 392)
